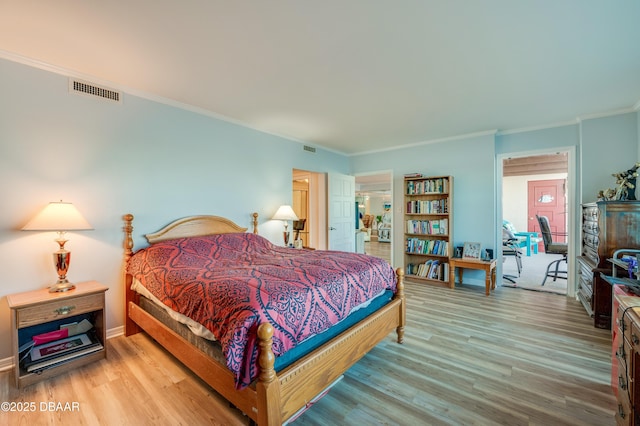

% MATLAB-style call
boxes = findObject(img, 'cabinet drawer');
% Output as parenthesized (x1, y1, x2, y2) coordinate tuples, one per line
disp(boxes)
(582, 220, 599, 236)
(583, 232, 599, 249)
(578, 280, 593, 299)
(16, 293, 104, 328)
(582, 247, 599, 266)
(578, 262, 594, 283)
(631, 319, 640, 351)
(615, 339, 633, 395)
(616, 395, 632, 426)
(583, 206, 598, 221)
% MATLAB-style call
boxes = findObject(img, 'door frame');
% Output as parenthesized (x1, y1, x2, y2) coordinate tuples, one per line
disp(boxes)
(355, 170, 394, 266)
(496, 146, 577, 298)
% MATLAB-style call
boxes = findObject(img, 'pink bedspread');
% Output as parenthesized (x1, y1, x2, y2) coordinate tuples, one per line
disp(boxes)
(126, 232, 396, 388)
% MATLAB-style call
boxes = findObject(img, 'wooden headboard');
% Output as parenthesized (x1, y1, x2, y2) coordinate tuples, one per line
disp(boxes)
(123, 212, 259, 260)
(145, 212, 259, 244)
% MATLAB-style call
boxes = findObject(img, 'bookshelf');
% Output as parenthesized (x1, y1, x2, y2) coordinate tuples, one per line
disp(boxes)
(404, 175, 453, 287)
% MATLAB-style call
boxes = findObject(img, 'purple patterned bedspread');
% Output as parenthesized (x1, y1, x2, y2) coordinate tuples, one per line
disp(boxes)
(126, 232, 396, 388)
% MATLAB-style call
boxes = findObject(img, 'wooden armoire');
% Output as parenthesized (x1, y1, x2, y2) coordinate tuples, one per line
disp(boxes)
(578, 201, 640, 329)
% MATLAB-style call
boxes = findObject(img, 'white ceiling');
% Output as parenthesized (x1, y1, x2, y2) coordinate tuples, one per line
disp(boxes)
(2, 1, 639, 155)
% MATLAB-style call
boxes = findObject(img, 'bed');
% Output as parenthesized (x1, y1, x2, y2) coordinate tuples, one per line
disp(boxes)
(122, 212, 405, 425)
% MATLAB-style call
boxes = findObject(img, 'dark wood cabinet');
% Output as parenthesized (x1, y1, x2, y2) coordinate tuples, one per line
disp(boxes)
(579, 201, 640, 329)
(577, 203, 598, 318)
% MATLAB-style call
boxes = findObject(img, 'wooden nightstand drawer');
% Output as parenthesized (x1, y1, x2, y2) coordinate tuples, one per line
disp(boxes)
(7, 281, 108, 388)
(16, 292, 104, 328)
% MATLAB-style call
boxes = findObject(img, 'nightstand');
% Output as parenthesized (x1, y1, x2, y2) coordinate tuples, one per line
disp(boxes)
(7, 280, 108, 388)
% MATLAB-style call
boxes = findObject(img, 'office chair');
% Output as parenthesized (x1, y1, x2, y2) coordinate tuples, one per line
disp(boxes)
(536, 215, 568, 285)
(293, 219, 306, 241)
(502, 227, 523, 283)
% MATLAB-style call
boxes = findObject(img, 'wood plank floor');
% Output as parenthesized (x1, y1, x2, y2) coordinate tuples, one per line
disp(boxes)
(0, 283, 616, 425)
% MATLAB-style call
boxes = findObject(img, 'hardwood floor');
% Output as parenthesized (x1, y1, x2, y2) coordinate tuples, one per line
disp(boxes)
(364, 240, 391, 263)
(0, 283, 616, 425)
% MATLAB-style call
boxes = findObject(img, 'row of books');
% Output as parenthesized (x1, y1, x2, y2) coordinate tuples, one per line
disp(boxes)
(407, 260, 450, 281)
(406, 238, 449, 256)
(406, 219, 449, 235)
(406, 199, 448, 214)
(21, 331, 103, 373)
(406, 178, 449, 195)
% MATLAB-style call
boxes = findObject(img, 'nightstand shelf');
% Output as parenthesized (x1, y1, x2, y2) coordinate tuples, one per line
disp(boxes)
(7, 280, 108, 388)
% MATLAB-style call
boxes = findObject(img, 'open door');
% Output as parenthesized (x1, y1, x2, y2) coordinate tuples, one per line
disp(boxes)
(328, 173, 355, 252)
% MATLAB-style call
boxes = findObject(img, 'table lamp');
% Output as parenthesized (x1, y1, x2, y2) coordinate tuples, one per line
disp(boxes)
(272, 205, 298, 246)
(22, 201, 93, 292)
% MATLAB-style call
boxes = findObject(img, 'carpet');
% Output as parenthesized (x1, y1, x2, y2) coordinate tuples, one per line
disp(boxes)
(500, 251, 567, 295)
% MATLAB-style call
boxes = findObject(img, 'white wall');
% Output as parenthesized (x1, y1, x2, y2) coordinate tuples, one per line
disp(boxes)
(0, 58, 349, 360)
(502, 173, 568, 232)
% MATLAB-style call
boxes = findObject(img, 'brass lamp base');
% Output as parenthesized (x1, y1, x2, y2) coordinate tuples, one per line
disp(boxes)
(49, 281, 76, 293)
(49, 235, 75, 292)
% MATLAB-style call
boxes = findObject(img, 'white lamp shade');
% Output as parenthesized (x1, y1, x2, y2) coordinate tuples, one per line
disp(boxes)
(272, 205, 299, 221)
(22, 201, 93, 231)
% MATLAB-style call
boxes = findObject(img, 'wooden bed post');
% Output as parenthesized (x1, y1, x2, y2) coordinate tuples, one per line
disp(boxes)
(256, 322, 281, 426)
(395, 267, 406, 344)
(123, 214, 141, 336)
(252, 212, 259, 234)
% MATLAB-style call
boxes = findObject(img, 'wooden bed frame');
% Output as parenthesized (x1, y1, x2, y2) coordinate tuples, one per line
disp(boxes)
(123, 212, 405, 425)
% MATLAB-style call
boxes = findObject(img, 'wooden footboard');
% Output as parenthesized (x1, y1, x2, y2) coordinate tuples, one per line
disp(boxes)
(122, 213, 405, 425)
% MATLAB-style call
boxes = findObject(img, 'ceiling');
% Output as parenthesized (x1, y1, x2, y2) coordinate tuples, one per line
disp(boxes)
(503, 153, 568, 177)
(2, 1, 639, 155)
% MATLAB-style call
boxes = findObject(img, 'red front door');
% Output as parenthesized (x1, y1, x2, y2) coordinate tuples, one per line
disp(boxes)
(528, 179, 567, 246)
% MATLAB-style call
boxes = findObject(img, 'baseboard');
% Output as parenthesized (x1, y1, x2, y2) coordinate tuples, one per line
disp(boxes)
(0, 325, 125, 372)
(106, 326, 124, 339)
(0, 356, 12, 372)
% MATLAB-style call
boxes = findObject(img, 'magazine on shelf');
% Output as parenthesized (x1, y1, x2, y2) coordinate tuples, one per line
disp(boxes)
(23, 331, 103, 373)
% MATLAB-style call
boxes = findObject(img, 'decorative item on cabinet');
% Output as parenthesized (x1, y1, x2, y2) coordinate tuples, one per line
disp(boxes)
(598, 162, 640, 201)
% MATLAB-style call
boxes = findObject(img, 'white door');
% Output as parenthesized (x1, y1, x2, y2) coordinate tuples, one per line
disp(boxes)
(328, 173, 355, 252)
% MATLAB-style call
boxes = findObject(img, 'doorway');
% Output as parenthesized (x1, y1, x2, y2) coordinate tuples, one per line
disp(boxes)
(292, 169, 327, 250)
(355, 172, 393, 264)
(500, 152, 571, 295)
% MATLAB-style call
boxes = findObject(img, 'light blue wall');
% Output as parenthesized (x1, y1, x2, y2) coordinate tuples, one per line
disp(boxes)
(580, 112, 638, 202)
(1, 55, 638, 361)
(495, 125, 579, 155)
(351, 133, 497, 282)
(0, 58, 349, 359)
(353, 114, 639, 287)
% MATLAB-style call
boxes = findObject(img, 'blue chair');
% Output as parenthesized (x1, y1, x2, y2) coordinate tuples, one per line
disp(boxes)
(503, 220, 541, 256)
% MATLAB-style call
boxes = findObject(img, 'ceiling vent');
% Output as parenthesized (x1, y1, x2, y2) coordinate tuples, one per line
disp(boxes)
(303, 145, 316, 153)
(69, 78, 122, 104)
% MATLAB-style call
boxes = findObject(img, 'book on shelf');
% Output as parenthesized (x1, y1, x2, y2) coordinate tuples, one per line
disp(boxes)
(22, 331, 103, 373)
(405, 178, 448, 195)
(408, 260, 449, 281)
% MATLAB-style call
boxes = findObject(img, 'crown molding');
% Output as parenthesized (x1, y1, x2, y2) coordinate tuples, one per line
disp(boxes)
(0, 49, 342, 155)
(349, 129, 498, 157)
(577, 107, 637, 122)
(496, 120, 579, 136)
